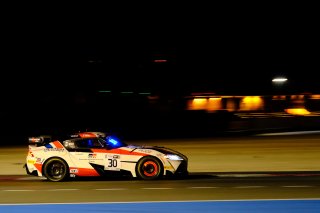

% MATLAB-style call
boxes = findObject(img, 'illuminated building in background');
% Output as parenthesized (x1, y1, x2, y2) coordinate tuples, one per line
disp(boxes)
(186, 95, 265, 112)
(239, 96, 264, 111)
(183, 76, 319, 115)
(185, 93, 320, 116)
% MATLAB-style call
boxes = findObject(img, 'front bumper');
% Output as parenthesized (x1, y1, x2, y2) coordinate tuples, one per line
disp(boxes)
(166, 160, 189, 178)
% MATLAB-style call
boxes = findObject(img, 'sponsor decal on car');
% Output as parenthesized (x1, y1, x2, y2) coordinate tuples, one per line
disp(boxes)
(137, 149, 152, 154)
(44, 148, 65, 152)
(27, 160, 36, 164)
(70, 169, 79, 173)
(88, 153, 97, 158)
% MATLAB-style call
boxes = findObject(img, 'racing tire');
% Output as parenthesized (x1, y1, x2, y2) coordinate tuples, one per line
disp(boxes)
(43, 158, 69, 182)
(136, 156, 163, 180)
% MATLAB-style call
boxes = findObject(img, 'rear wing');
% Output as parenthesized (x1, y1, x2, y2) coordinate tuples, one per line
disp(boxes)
(28, 135, 52, 146)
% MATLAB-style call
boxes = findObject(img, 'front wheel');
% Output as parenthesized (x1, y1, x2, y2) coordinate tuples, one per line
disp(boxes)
(136, 156, 163, 180)
(43, 158, 69, 182)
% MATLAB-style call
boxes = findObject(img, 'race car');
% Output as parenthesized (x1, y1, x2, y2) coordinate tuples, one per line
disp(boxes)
(24, 131, 188, 182)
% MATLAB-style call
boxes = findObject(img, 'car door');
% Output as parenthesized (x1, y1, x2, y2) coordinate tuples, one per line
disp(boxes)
(69, 138, 122, 174)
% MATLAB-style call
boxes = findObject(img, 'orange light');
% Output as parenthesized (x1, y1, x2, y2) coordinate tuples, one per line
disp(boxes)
(240, 96, 264, 111)
(311, 94, 320, 99)
(153, 59, 167, 63)
(285, 108, 311, 115)
(187, 98, 207, 110)
(207, 98, 222, 111)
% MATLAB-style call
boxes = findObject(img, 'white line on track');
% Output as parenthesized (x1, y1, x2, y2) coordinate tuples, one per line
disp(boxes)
(16, 177, 47, 180)
(142, 188, 173, 190)
(233, 186, 266, 188)
(217, 174, 271, 177)
(95, 188, 126, 191)
(256, 130, 320, 136)
(0, 185, 317, 192)
(188, 186, 219, 189)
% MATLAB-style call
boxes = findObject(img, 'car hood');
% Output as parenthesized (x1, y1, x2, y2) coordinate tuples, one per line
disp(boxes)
(126, 145, 188, 160)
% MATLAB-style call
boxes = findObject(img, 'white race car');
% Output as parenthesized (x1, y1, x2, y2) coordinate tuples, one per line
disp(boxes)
(24, 132, 188, 181)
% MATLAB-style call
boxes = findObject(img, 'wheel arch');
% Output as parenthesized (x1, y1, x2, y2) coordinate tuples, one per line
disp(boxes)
(42, 156, 70, 181)
(42, 156, 69, 171)
(135, 155, 164, 180)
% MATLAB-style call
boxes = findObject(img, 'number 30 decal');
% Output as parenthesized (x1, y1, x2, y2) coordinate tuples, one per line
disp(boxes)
(105, 155, 121, 171)
(108, 158, 117, 167)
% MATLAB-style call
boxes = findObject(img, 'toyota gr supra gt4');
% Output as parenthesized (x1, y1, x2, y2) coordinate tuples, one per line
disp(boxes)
(24, 132, 188, 181)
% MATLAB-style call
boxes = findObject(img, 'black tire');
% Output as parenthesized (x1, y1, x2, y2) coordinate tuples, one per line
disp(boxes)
(43, 158, 69, 182)
(136, 156, 163, 180)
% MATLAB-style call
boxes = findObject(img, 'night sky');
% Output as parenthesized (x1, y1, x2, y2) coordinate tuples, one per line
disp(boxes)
(0, 3, 319, 141)
(2, 4, 319, 98)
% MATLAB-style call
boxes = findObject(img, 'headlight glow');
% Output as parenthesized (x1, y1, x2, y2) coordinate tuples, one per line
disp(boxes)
(165, 154, 183, 161)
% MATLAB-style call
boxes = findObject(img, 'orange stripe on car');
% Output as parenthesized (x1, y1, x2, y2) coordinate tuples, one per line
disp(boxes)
(52, 141, 64, 148)
(34, 163, 42, 173)
(69, 167, 100, 176)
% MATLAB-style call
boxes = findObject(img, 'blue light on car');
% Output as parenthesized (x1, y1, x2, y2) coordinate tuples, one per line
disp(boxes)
(107, 137, 119, 145)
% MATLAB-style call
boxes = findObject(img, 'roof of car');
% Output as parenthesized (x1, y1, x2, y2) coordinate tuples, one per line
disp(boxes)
(70, 132, 107, 139)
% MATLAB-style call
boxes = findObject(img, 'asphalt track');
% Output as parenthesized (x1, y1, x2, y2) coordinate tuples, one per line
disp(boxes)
(1, 132, 320, 212)
(2, 132, 320, 176)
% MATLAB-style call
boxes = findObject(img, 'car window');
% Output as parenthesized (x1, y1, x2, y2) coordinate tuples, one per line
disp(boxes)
(76, 138, 104, 148)
(91, 138, 105, 148)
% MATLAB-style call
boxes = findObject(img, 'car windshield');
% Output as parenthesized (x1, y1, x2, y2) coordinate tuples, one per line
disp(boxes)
(103, 136, 127, 149)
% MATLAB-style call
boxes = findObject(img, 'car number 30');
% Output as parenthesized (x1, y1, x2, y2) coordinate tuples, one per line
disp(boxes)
(105, 155, 121, 171)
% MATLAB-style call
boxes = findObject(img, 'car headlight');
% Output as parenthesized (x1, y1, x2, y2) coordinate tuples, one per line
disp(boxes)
(165, 154, 184, 161)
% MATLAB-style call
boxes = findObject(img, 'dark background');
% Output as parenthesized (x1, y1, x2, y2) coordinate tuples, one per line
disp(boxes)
(3, 3, 319, 92)
(1, 3, 319, 143)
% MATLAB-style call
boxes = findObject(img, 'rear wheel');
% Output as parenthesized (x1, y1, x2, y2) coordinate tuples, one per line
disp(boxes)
(43, 158, 69, 182)
(136, 156, 163, 180)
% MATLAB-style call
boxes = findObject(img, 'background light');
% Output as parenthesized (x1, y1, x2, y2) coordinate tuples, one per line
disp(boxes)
(272, 77, 288, 82)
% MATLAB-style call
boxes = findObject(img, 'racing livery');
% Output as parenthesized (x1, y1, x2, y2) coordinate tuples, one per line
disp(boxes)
(24, 132, 188, 181)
